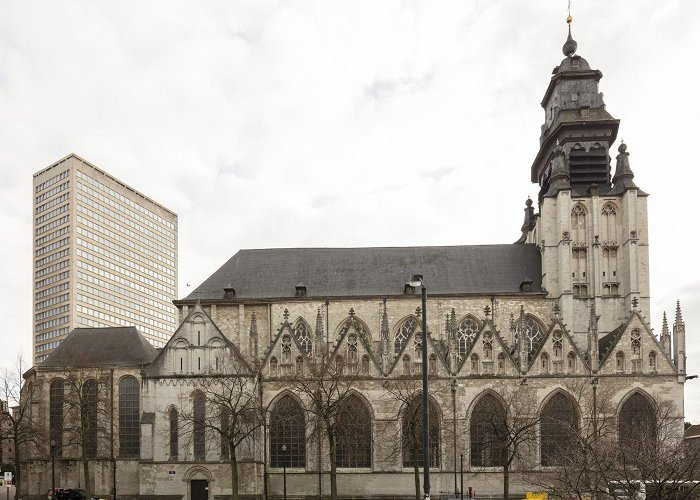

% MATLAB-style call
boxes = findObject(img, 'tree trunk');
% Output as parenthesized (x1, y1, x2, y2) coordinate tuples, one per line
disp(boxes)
(82, 450, 92, 498)
(13, 429, 21, 498)
(230, 442, 240, 500)
(503, 464, 509, 500)
(413, 462, 420, 500)
(327, 428, 337, 500)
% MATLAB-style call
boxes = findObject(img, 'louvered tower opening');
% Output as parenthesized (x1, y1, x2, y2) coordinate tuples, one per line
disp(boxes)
(569, 145, 610, 188)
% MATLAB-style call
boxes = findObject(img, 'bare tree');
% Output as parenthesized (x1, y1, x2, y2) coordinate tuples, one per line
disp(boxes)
(60, 365, 110, 499)
(535, 380, 700, 500)
(381, 377, 448, 500)
(0, 354, 40, 497)
(469, 385, 540, 500)
(174, 354, 262, 500)
(289, 354, 360, 500)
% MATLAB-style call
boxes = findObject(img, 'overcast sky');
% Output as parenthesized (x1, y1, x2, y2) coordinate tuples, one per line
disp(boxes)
(1, 0, 698, 419)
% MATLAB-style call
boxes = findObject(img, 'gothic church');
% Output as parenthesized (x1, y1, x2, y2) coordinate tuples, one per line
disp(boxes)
(21, 22, 688, 500)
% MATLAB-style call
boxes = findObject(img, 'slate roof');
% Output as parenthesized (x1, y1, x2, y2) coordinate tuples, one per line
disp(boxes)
(40, 327, 158, 368)
(181, 244, 543, 301)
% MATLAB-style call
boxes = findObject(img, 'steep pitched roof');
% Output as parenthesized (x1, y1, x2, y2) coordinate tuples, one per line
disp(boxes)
(181, 244, 544, 301)
(40, 327, 158, 368)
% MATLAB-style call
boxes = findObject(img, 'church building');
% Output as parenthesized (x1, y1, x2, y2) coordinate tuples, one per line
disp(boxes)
(20, 20, 688, 500)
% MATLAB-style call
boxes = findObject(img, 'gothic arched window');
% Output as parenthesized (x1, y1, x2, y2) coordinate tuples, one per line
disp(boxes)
(517, 314, 546, 354)
(402, 394, 440, 468)
(648, 351, 657, 371)
(471, 353, 479, 374)
(470, 394, 506, 467)
(336, 394, 372, 468)
(395, 317, 417, 354)
(402, 355, 411, 376)
(429, 354, 437, 375)
(483, 332, 493, 360)
(616, 351, 625, 372)
(295, 355, 304, 376)
(361, 355, 370, 375)
(571, 204, 587, 243)
(281, 334, 292, 364)
(552, 331, 563, 358)
(50, 379, 64, 457)
(631, 330, 641, 356)
(457, 316, 480, 357)
(497, 353, 506, 374)
(619, 393, 656, 448)
(540, 392, 578, 466)
(169, 407, 178, 459)
(270, 357, 278, 377)
(567, 352, 576, 373)
(294, 320, 313, 354)
(119, 376, 140, 457)
(82, 378, 98, 458)
(348, 334, 358, 366)
(541, 353, 549, 373)
(270, 395, 306, 468)
(193, 391, 206, 460)
(601, 203, 618, 244)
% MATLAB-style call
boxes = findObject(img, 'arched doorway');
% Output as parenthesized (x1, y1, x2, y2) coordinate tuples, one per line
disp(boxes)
(184, 466, 213, 500)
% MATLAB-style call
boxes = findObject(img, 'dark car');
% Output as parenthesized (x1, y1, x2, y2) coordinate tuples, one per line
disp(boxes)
(46, 488, 87, 500)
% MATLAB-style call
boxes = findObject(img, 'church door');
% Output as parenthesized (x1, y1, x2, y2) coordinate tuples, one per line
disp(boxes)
(191, 479, 208, 500)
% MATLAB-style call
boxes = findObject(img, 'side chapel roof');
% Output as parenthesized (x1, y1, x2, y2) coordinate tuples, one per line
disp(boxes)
(40, 327, 158, 369)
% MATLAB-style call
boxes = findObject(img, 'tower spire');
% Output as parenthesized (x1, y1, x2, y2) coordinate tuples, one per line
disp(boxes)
(661, 311, 671, 355)
(611, 141, 638, 192)
(673, 301, 686, 376)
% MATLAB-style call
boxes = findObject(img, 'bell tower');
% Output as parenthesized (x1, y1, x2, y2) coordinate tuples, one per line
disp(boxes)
(521, 17, 650, 344)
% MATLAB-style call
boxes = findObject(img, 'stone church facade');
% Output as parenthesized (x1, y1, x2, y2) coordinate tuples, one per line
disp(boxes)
(21, 26, 688, 500)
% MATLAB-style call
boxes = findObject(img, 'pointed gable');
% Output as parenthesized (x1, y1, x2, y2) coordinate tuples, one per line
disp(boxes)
(454, 320, 517, 377)
(145, 303, 250, 378)
(527, 319, 588, 376)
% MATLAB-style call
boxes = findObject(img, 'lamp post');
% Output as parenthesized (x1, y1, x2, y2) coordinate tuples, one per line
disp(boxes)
(50, 439, 56, 500)
(281, 444, 287, 500)
(407, 275, 430, 500)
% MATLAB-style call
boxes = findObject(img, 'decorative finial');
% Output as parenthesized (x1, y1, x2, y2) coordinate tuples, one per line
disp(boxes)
(484, 305, 491, 318)
(283, 308, 290, 321)
(618, 140, 627, 153)
(563, 3, 577, 58)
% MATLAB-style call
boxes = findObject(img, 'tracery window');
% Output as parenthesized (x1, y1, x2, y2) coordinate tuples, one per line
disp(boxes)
(601, 203, 618, 244)
(348, 334, 358, 367)
(395, 317, 417, 354)
(571, 204, 587, 243)
(169, 407, 178, 459)
(336, 394, 372, 468)
(567, 352, 576, 373)
(82, 378, 98, 458)
(540, 393, 578, 466)
(119, 376, 140, 457)
(552, 331, 563, 358)
(414, 336, 423, 364)
(281, 334, 292, 376)
(270, 395, 306, 468)
(294, 320, 313, 354)
(572, 248, 588, 287)
(648, 351, 657, 371)
(470, 394, 506, 467)
(193, 391, 206, 460)
(483, 332, 493, 360)
(619, 393, 656, 448)
(541, 353, 549, 373)
(402, 355, 411, 376)
(631, 330, 641, 356)
(402, 394, 440, 468)
(471, 353, 479, 374)
(518, 315, 546, 354)
(616, 351, 625, 372)
(457, 316, 480, 357)
(49, 379, 64, 457)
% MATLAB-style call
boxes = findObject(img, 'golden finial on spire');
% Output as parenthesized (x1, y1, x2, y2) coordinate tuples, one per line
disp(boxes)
(567, 15, 573, 25)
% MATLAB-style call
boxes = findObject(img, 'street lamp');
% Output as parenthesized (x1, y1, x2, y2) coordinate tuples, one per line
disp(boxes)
(50, 439, 56, 500)
(281, 444, 287, 500)
(407, 275, 430, 500)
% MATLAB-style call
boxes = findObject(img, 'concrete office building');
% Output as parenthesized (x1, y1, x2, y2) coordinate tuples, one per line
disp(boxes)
(32, 154, 178, 364)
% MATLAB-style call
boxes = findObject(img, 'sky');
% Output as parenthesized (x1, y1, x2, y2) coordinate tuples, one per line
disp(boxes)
(1, 0, 699, 419)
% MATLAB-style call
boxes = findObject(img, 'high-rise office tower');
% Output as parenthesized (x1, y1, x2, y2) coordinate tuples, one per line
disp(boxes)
(32, 154, 178, 364)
